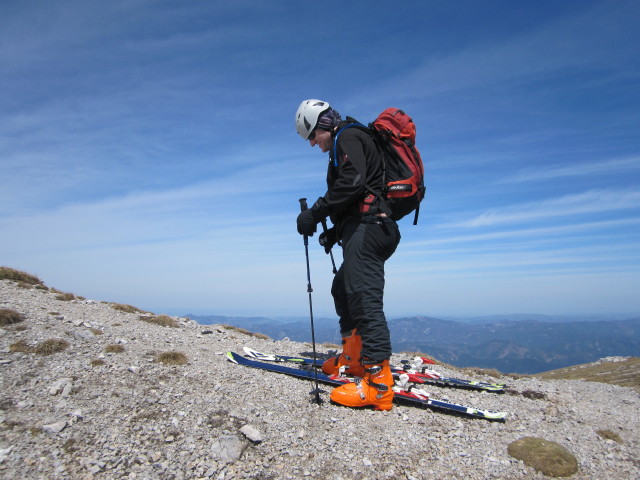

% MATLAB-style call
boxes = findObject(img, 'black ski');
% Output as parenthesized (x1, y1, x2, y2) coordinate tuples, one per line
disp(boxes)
(242, 347, 506, 393)
(227, 351, 506, 421)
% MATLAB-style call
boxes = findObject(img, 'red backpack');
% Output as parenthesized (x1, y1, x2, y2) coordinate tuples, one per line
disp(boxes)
(333, 108, 426, 224)
(369, 108, 426, 224)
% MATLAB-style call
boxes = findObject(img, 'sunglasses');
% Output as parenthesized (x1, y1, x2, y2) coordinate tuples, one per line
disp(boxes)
(308, 128, 317, 141)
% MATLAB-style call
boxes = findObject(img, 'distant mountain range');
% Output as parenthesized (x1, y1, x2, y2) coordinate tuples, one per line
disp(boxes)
(186, 313, 640, 374)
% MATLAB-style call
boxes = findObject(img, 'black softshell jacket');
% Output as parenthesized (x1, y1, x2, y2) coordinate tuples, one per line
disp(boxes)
(312, 122, 386, 226)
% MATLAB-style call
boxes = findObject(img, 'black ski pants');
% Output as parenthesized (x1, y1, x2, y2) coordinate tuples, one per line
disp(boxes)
(331, 215, 400, 364)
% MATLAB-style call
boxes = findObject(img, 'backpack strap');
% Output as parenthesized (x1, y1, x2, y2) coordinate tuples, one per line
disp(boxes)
(332, 121, 365, 167)
(332, 120, 393, 218)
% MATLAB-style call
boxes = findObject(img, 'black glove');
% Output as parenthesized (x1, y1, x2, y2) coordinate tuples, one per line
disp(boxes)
(297, 208, 318, 236)
(319, 227, 338, 254)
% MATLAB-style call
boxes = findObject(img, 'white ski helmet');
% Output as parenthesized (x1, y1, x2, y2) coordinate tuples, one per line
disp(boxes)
(295, 99, 331, 139)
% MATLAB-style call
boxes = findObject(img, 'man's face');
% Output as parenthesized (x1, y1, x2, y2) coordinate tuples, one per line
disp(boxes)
(309, 128, 332, 153)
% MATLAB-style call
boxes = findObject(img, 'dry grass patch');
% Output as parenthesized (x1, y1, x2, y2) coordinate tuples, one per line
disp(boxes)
(0, 267, 44, 286)
(90, 358, 106, 367)
(461, 366, 502, 379)
(35, 339, 70, 355)
(219, 324, 271, 340)
(508, 437, 578, 477)
(518, 389, 547, 400)
(54, 292, 76, 301)
(503, 372, 532, 380)
(105, 344, 125, 353)
(536, 357, 640, 390)
(63, 438, 80, 454)
(111, 303, 150, 314)
(9, 340, 35, 353)
(50, 289, 84, 301)
(156, 351, 188, 365)
(596, 429, 623, 444)
(140, 315, 179, 328)
(9, 338, 70, 355)
(0, 309, 25, 327)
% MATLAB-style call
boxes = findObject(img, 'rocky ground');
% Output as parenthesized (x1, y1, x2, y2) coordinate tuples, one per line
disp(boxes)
(1, 279, 638, 479)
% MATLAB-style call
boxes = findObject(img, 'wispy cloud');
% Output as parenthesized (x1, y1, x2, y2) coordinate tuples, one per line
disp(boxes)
(404, 217, 640, 249)
(396, 242, 640, 275)
(459, 190, 640, 228)
(502, 156, 640, 183)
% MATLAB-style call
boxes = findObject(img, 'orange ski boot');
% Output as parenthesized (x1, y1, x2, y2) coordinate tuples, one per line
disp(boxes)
(322, 329, 364, 377)
(329, 360, 394, 411)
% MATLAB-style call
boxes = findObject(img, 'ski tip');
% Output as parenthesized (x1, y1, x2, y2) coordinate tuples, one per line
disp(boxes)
(418, 356, 437, 365)
(468, 408, 507, 420)
(482, 411, 508, 421)
(225, 351, 239, 364)
(243, 346, 276, 361)
(476, 385, 506, 392)
(243, 346, 258, 357)
(462, 407, 507, 421)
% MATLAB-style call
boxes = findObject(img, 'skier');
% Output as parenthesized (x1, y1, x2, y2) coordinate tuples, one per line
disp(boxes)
(295, 99, 401, 411)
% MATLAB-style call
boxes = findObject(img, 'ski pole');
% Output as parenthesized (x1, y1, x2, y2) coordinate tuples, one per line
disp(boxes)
(320, 219, 338, 275)
(298, 198, 323, 404)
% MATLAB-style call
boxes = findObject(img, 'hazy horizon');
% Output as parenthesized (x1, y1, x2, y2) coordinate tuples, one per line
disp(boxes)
(181, 311, 639, 323)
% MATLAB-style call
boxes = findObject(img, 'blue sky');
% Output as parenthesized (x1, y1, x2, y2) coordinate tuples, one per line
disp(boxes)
(1, 1, 639, 318)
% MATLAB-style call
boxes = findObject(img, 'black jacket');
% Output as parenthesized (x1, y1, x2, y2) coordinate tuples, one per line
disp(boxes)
(312, 120, 386, 226)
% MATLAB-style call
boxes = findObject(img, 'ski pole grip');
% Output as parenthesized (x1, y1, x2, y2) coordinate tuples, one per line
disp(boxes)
(299, 198, 308, 212)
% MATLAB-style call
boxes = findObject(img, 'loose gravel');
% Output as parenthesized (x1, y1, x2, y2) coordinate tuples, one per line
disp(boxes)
(1, 280, 638, 479)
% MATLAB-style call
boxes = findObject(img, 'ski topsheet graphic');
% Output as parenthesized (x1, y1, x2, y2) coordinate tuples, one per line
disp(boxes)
(242, 347, 506, 393)
(227, 351, 507, 421)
